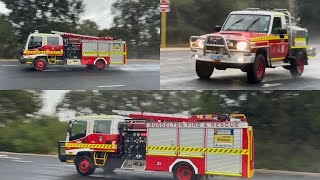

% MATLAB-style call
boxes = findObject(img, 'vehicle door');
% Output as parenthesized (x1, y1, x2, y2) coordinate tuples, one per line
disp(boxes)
(270, 16, 289, 60)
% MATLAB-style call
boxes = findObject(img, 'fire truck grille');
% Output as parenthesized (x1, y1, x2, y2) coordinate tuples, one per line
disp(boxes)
(207, 36, 225, 46)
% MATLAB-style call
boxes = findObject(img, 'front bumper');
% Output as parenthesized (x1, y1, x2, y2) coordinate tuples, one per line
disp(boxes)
(18, 55, 26, 64)
(192, 49, 256, 64)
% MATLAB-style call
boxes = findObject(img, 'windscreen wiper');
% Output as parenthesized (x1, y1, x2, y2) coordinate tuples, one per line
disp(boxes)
(245, 18, 261, 32)
(226, 18, 244, 31)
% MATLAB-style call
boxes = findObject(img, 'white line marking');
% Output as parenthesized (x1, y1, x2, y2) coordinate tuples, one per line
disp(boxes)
(167, 58, 183, 61)
(262, 83, 283, 88)
(12, 160, 32, 163)
(0, 156, 22, 160)
(0, 155, 8, 157)
(1, 65, 18, 67)
(98, 85, 126, 88)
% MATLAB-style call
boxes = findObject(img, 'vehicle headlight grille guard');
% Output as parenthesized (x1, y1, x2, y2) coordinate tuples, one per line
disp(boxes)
(204, 35, 231, 58)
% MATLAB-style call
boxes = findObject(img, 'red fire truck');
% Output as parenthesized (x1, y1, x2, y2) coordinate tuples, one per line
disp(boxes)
(18, 31, 126, 71)
(58, 111, 254, 180)
(190, 8, 316, 83)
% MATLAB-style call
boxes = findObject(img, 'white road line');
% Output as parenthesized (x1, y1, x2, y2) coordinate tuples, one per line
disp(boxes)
(12, 160, 32, 163)
(1, 65, 18, 67)
(0, 155, 8, 157)
(262, 83, 283, 88)
(98, 85, 126, 88)
(167, 58, 183, 61)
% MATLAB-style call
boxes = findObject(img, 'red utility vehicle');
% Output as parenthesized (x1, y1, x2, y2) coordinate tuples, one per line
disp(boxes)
(190, 8, 316, 83)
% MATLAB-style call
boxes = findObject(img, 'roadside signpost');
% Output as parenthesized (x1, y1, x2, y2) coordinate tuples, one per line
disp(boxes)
(160, 0, 170, 48)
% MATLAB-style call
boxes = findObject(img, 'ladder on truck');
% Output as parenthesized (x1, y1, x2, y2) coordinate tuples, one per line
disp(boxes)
(112, 110, 247, 122)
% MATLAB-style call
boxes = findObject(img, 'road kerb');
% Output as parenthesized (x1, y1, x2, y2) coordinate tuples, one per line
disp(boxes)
(255, 169, 320, 177)
(0, 151, 57, 157)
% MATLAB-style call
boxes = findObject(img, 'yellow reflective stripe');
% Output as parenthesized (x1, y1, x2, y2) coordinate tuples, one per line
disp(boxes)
(205, 172, 241, 177)
(178, 154, 204, 158)
(294, 38, 306, 42)
(65, 143, 116, 149)
(291, 46, 308, 49)
(82, 52, 126, 55)
(147, 146, 249, 155)
(250, 35, 288, 42)
(271, 57, 285, 61)
(23, 50, 63, 55)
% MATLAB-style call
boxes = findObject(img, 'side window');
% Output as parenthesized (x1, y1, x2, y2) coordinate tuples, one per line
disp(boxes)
(93, 120, 111, 134)
(69, 121, 87, 141)
(271, 17, 282, 34)
(47, 37, 60, 45)
(28, 36, 43, 49)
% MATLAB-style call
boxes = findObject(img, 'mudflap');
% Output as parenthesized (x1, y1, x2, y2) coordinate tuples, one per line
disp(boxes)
(102, 157, 124, 174)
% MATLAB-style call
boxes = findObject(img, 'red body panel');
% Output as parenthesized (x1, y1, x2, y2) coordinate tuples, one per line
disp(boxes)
(41, 45, 64, 52)
(66, 133, 120, 152)
(241, 129, 249, 178)
(145, 155, 205, 174)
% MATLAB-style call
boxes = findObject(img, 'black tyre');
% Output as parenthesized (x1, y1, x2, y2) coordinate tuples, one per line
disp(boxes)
(173, 162, 197, 180)
(95, 59, 106, 70)
(33, 58, 47, 71)
(247, 54, 266, 84)
(75, 156, 96, 176)
(196, 60, 214, 79)
(102, 158, 124, 174)
(290, 52, 305, 78)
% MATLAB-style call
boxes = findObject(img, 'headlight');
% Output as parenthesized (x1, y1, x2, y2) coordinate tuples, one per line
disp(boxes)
(197, 39, 205, 49)
(236, 42, 249, 51)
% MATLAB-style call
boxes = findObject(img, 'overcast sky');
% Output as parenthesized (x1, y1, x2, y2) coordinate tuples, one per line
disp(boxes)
(0, 0, 116, 29)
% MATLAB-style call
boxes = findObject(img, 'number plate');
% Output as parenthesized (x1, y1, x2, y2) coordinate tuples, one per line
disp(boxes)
(210, 54, 223, 61)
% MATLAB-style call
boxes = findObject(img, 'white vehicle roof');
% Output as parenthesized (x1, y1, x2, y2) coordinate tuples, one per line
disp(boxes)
(231, 10, 284, 17)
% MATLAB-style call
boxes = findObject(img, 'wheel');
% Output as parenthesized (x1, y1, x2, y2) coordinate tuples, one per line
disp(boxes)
(290, 52, 305, 78)
(75, 156, 96, 176)
(196, 60, 214, 79)
(95, 59, 106, 70)
(247, 54, 266, 84)
(173, 163, 197, 180)
(33, 58, 47, 71)
(102, 158, 124, 174)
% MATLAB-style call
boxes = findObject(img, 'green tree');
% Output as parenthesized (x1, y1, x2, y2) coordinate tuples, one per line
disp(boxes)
(107, 0, 160, 58)
(77, 19, 100, 36)
(0, 90, 42, 123)
(0, 116, 67, 153)
(0, 15, 18, 58)
(1, 0, 84, 44)
(57, 90, 200, 114)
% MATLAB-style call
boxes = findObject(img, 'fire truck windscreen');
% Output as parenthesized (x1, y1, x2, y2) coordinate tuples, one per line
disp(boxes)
(222, 14, 271, 33)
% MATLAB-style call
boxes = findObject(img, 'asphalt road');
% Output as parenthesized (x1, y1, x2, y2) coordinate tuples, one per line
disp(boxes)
(0, 60, 159, 90)
(1, 152, 319, 180)
(160, 46, 320, 90)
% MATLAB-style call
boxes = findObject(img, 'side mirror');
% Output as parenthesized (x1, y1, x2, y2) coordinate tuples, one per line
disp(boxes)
(215, 25, 222, 32)
(278, 28, 287, 35)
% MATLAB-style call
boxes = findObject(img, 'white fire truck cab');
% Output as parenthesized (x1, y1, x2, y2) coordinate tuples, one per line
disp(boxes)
(58, 111, 254, 180)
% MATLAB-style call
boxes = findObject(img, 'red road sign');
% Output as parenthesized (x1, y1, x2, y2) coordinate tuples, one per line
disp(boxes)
(160, 0, 170, 12)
